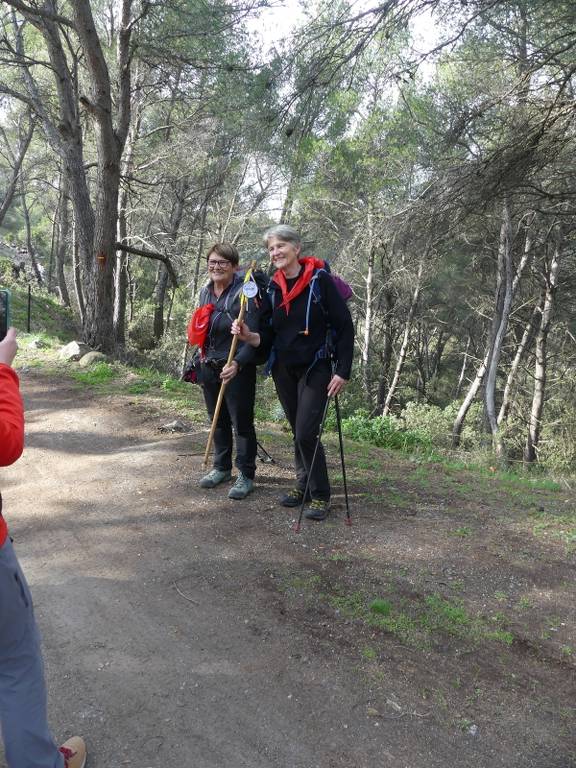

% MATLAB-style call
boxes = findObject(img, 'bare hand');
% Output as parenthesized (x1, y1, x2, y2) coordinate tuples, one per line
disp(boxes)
(327, 374, 347, 397)
(220, 360, 239, 382)
(0, 328, 18, 367)
(231, 319, 260, 348)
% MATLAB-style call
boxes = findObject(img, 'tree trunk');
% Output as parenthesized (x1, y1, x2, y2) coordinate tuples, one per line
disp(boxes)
(114, 203, 129, 349)
(8, 0, 134, 353)
(376, 289, 395, 410)
(452, 350, 489, 447)
(165, 285, 176, 332)
(191, 204, 209, 300)
(47, 175, 60, 293)
(524, 228, 561, 465)
(114, 94, 142, 350)
(71, 0, 132, 353)
(484, 198, 514, 461)
(19, 182, 43, 285)
(72, 217, 85, 325)
(361, 240, 375, 398)
(497, 298, 542, 425)
(454, 335, 471, 399)
(280, 179, 295, 225)
(431, 329, 447, 381)
(414, 322, 426, 401)
(153, 186, 186, 342)
(452, 210, 534, 445)
(153, 263, 170, 341)
(382, 257, 424, 416)
(0, 117, 34, 228)
(127, 260, 135, 323)
(55, 175, 71, 307)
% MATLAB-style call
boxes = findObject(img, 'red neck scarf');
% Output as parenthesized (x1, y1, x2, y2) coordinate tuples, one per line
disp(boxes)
(187, 302, 215, 356)
(272, 257, 325, 313)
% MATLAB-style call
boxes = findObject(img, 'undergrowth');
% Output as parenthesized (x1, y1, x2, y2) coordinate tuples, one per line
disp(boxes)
(280, 574, 516, 650)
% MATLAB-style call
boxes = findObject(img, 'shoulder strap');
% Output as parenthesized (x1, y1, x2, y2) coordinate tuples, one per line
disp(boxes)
(198, 283, 211, 307)
(302, 268, 329, 335)
(267, 280, 276, 311)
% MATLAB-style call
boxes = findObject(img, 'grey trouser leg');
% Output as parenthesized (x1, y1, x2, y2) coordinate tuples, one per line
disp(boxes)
(0, 538, 63, 768)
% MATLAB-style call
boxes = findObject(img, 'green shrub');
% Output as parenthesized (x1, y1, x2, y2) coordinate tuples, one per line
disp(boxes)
(399, 400, 483, 450)
(71, 362, 117, 385)
(538, 372, 576, 473)
(127, 305, 158, 351)
(0, 256, 13, 283)
(3, 284, 77, 341)
(338, 408, 431, 451)
(370, 599, 392, 616)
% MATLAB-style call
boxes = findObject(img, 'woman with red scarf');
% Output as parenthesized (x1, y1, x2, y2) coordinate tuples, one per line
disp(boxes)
(235, 225, 354, 521)
(188, 243, 262, 500)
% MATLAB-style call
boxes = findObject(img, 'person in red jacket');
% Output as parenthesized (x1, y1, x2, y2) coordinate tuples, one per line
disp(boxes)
(0, 328, 87, 768)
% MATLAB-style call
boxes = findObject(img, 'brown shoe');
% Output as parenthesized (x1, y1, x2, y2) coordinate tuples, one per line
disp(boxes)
(59, 736, 87, 768)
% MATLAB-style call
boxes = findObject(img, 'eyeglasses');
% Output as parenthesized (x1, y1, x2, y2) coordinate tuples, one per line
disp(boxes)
(207, 260, 232, 269)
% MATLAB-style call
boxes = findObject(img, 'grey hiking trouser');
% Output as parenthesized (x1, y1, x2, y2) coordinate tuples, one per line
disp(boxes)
(0, 537, 63, 768)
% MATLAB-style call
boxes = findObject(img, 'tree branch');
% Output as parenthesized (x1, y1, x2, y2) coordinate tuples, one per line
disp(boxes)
(115, 242, 178, 287)
(3, 0, 74, 28)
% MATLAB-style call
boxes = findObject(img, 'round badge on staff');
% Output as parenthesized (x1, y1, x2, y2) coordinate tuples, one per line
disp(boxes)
(242, 280, 258, 299)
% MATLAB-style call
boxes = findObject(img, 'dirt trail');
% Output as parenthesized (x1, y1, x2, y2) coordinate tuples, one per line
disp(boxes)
(1, 370, 573, 767)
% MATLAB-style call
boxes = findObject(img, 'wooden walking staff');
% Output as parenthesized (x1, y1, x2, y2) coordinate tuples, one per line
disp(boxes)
(203, 261, 258, 467)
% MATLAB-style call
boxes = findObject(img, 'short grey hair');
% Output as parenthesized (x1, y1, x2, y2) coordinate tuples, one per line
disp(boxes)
(263, 224, 301, 248)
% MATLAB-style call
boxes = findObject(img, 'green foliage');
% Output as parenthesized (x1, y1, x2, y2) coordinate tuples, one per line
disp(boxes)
(337, 408, 431, 452)
(125, 367, 181, 394)
(70, 363, 117, 386)
(422, 595, 469, 634)
(2, 0, 575, 481)
(450, 526, 471, 538)
(0, 257, 13, 283)
(369, 599, 392, 616)
(530, 507, 576, 549)
(538, 371, 576, 473)
(127, 302, 159, 352)
(400, 401, 483, 450)
(3, 282, 77, 342)
(324, 586, 515, 649)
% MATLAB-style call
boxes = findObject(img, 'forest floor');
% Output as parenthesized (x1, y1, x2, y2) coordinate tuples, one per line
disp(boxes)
(2, 351, 575, 768)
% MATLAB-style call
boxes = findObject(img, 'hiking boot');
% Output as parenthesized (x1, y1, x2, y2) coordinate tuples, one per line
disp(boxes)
(59, 736, 87, 768)
(228, 473, 254, 500)
(304, 499, 330, 521)
(280, 487, 311, 507)
(199, 468, 232, 488)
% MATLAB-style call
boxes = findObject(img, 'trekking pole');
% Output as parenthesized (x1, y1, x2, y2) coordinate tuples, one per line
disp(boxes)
(334, 393, 352, 526)
(203, 261, 257, 468)
(256, 440, 275, 464)
(293, 394, 331, 534)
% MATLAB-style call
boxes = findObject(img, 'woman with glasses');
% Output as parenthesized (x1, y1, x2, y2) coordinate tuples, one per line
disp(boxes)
(189, 243, 261, 500)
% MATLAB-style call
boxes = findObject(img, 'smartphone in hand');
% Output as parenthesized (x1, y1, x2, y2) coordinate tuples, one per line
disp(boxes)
(0, 289, 11, 342)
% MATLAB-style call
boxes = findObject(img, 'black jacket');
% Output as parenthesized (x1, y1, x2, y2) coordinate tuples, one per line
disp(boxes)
(267, 267, 354, 379)
(199, 273, 262, 368)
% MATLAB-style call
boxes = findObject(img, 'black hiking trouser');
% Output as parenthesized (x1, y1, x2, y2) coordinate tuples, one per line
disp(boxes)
(201, 362, 257, 479)
(272, 359, 331, 501)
